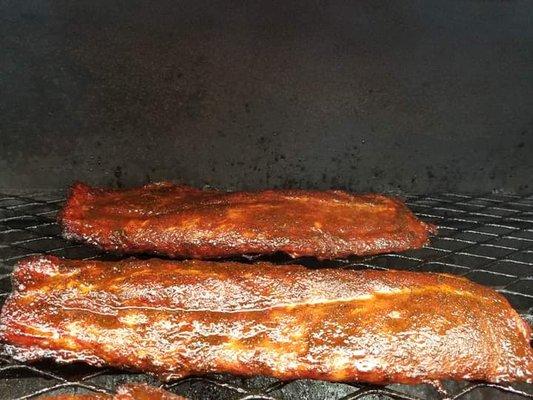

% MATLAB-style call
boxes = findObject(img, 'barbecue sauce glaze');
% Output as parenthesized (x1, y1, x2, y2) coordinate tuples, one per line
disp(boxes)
(59, 182, 435, 259)
(1, 256, 531, 384)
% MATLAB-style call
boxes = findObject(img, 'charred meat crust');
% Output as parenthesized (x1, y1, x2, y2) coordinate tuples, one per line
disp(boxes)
(1, 256, 531, 385)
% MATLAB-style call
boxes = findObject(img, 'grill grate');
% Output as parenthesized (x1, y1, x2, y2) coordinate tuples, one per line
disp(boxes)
(0, 190, 532, 400)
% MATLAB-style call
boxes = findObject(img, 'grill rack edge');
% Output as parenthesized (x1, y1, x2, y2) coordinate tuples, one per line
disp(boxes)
(0, 190, 532, 400)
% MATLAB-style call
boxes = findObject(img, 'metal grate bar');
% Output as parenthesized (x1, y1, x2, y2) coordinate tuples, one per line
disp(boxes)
(0, 191, 531, 400)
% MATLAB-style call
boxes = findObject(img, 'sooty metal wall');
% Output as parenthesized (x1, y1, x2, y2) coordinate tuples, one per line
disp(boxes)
(1, 0, 532, 193)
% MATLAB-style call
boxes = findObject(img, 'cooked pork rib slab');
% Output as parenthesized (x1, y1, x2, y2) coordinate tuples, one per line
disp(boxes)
(59, 182, 435, 259)
(1, 256, 531, 384)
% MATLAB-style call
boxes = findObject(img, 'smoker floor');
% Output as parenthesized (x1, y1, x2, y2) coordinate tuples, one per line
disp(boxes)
(0, 190, 531, 400)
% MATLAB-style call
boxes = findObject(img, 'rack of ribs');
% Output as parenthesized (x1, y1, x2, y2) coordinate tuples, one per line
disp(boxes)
(58, 182, 435, 259)
(1, 256, 531, 384)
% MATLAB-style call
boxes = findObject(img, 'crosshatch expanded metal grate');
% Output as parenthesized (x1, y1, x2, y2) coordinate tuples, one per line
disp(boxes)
(0, 190, 532, 400)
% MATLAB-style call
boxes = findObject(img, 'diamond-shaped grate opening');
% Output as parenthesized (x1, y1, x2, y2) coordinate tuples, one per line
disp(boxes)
(0, 190, 532, 400)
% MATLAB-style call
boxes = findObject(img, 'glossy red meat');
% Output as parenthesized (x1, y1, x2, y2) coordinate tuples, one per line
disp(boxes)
(59, 182, 435, 259)
(38, 383, 186, 399)
(1, 256, 531, 384)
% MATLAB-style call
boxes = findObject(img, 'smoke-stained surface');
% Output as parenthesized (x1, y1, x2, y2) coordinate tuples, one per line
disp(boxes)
(1, 1, 532, 192)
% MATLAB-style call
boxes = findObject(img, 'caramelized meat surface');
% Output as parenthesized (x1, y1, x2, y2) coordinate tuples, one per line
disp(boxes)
(1, 256, 531, 384)
(38, 383, 185, 399)
(114, 384, 185, 400)
(59, 182, 434, 259)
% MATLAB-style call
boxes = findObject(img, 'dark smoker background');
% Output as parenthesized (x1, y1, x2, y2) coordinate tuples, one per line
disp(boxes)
(1, 0, 532, 193)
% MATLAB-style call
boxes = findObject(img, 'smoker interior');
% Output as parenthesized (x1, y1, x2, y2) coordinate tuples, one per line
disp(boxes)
(0, 191, 531, 400)
(2, 1, 532, 193)
(2, 1, 533, 399)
